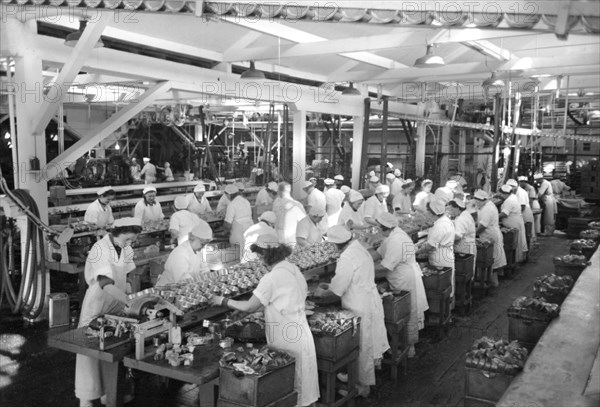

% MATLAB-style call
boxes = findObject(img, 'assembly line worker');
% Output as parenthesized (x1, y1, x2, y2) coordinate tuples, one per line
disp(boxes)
(363, 185, 390, 226)
(223, 184, 254, 255)
(518, 176, 538, 242)
(296, 207, 327, 248)
(550, 172, 571, 197)
(241, 211, 277, 263)
(315, 226, 390, 397)
(334, 174, 345, 189)
(392, 179, 415, 214)
(498, 184, 528, 263)
(534, 173, 557, 236)
(254, 181, 278, 218)
(139, 157, 157, 184)
(75, 217, 142, 407)
(446, 198, 477, 273)
(133, 186, 164, 224)
(367, 175, 381, 194)
(324, 178, 345, 227)
(472, 189, 507, 287)
(419, 198, 456, 304)
(272, 182, 306, 246)
(386, 172, 403, 201)
(84, 186, 115, 228)
(187, 183, 212, 216)
(155, 222, 212, 286)
(413, 179, 433, 213)
(434, 179, 459, 204)
(372, 213, 428, 358)
(209, 234, 320, 406)
(337, 190, 370, 231)
(303, 180, 326, 212)
(511, 177, 535, 250)
(169, 195, 201, 245)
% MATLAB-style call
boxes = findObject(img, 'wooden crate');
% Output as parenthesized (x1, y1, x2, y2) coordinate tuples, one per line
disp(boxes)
(422, 267, 452, 291)
(383, 291, 411, 324)
(425, 286, 452, 327)
(313, 321, 360, 362)
(553, 261, 587, 281)
(508, 316, 549, 351)
(218, 362, 295, 407)
(464, 367, 517, 405)
(476, 243, 494, 268)
(502, 228, 518, 250)
(532, 289, 568, 306)
(218, 391, 297, 407)
(455, 253, 475, 278)
(455, 273, 473, 313)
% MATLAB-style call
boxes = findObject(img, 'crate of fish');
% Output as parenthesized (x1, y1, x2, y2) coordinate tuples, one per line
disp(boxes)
(308, 310, 360, 361)
(382, 291, 411, 324)
(553, 255, 590, 280)
(421, 265, 453, 291)
(476, 239, 494, 268)
(532, 274, 574, 305)
(569, 239, 598, 260)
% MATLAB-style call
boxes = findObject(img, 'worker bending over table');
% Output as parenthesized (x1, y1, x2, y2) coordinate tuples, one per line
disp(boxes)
(242, 211, 277, 263)
(84, 186, 115, 228)
(296, 206, 327, 248)
(186, 183, 212, 216)
(338, 190, 370, 231)
(254, 181, 278, 218)
(169, 195, 201, 245)
(133, 186, 164, 225)
(363, 185, 390, 226)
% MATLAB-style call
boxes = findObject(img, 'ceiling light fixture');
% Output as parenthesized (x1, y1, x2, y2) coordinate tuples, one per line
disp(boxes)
(240, 61, 265, 80)
(414, 44, 445, 68)
(341, 82, 361, 96)
(64, 20, 104, 48)
(482, 71, 505, 88)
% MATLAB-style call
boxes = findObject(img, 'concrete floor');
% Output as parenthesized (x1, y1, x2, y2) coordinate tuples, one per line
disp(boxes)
(0, 235, 568, 407)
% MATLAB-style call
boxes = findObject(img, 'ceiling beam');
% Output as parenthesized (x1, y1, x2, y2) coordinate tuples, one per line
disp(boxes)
(46, 81, 170, 177)
(31, 14, 110, 136)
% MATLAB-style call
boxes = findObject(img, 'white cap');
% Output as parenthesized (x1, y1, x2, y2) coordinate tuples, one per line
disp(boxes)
(506, 179, 518, 187)
(334, 175, 344, 181)
(143, 186, 157, 194)
(534, 173, 544, 180)
(266, 182, 278, 192)
(302, 180, 314, 189)
(500, 184, 513, 194)
(394, 169, 402, 177)
(368, 170, 376, 177)
(385, 173, 396, 181)
(309, 177, 317, 183)
(518, 176, 528, 182)
(97, 186, 114, 196)
(258, 211, 277, 224)
(309, 206, 326, 217)
(422, 179, 433, 186)
(174, 195, 189, 210)
(450, 198, 466, 209)
(224, 184, 239, 195)
(190, 220, 213, 241)
(445, 180, 458, 189)
(428, 198, 446, 216)
(340, 186, 351, 194)
(402, 179, 414, 189)
(473, 190, 489, 200)
(348, 190, 364, 203)
(194, 183, 206, 193)
(387, 162, 394, 168)
(143, 157, 150, 162)
(324, 178, 335, 186)
(376, 212, 398, 228)
(375, 185, 390, 195)
(113, 217, 142, 228)
(254, 233, 280, 249)
(326, 226, 352, 244)
(369, 176, 380, 184)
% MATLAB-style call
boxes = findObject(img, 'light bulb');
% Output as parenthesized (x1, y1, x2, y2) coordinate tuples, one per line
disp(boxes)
(115, 143, 120, 150)
(4, 132, 10, 139)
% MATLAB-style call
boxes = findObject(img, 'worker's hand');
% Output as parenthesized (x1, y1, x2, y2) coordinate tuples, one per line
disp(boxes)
(346, 220, 354, 229)
(319, 283, 330, 291)
(209, 295, 224, 307)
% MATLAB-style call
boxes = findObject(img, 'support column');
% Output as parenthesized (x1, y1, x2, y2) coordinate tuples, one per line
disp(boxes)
(440, 126, 451, 185)
(351, 114, 364, 190)
(459, 130, 466, 172)
(292, 110, 306, 199)
(415, 123, 426, 177)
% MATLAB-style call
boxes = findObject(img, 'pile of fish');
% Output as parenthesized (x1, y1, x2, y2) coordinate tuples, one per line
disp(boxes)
(533, 274, 573, 299)
(589, 221, 600, 230)
(476, 238, 492, 248)
(287, 242, 339, 271)
(420, 264, 449, 277)
(220, 344, 294, 376)
(580, 229, 600, 240)
(466, 337, 529, 374)
(308, 310, 359, 336)
(507, 296, 560, 321)
(571, 239, 598, 251)
(553, 254, 588, 265)
(224, 312, 266, 342)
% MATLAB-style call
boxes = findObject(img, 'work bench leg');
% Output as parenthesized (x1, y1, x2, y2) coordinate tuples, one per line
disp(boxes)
(101, 361, 125, 407)
(346, 359, 356, 407)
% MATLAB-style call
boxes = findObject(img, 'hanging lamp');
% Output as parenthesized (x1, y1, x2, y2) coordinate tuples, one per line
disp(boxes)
(414, 44, 445, 68)
(241, 61, 265, 80)
(482, 71, 505, 88)
(341, 82, 361, 96)
(64, 20, 104, 48)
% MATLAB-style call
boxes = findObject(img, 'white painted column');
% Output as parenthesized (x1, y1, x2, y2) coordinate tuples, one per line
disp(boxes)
(351, 115, 364, 190)
(440, 125, 451, 185)
(459, 129, 466, 171)
(415, 123, 426, 177)
(292, 110, 306, 199)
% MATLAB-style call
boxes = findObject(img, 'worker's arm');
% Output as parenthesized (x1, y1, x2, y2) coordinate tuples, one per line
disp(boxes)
(296, 237, 310, 248)
(209, 294, 263, 313)
(223, 221, 232, 234)
(97, 275, 128, 304)
(476, 224, 486, 236)
(169, 228, 179, 244)
(499, 212, 508, 220)
(346, 219, 370, 231)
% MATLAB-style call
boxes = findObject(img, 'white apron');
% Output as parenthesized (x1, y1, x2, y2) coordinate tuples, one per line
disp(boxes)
(478, 201, 507, 270)
(225, 196, 254, 255)
(254, 261, 320, 406)
(500, 195, 529, 263)
(427, 216, 456, 297)
(75, 236, 134, 401)
(453, 210, 477, 273)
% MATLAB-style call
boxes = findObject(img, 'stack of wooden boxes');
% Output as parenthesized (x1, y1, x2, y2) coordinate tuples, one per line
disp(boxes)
(580, 160, 599, 201)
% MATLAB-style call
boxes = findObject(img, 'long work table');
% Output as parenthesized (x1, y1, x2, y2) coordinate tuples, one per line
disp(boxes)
(498, 246, 600, 407)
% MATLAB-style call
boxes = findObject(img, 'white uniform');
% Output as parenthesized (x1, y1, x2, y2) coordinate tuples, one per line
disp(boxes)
(164, 167, 174, 182)
(427, 215, 456, 296)
(330, 241, 390, 387)
(500, 194, 528, 263)
(75, 235, 135, 401)
(225, 195, 254, 251)
(516, 186, 534, 224)
(389, 179, 403, 198)
(187, 194, 212, 216)
(253, 261, 320, 406)
(392, 193, 412, 213)
(241, 222, 275, 263)
(550, 179, 570, 196)
(413, 191, 432, 213)
(453, 210, 477, 274)
(337, 203, 366, 229)
(216, 194, 231, 214)
(324, 188, 345, 227)
(363, 195, 389, 221)
(169, 209, 202, 245)
(84, 199, 114, 228)
(155, 241, 209, 286)
(133, 200, 164, 224)
(273, 197, 306, 245)
(434, 187, 454, 204)
(296, 217, 324, 246)
(140, 163, 157, 184)
(254, 188, 274, 218)
(538, 180, 557, 233)
(477, 201, 507, 269)
(307, 188, 326, 212)
(378, 228, 428, 344)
